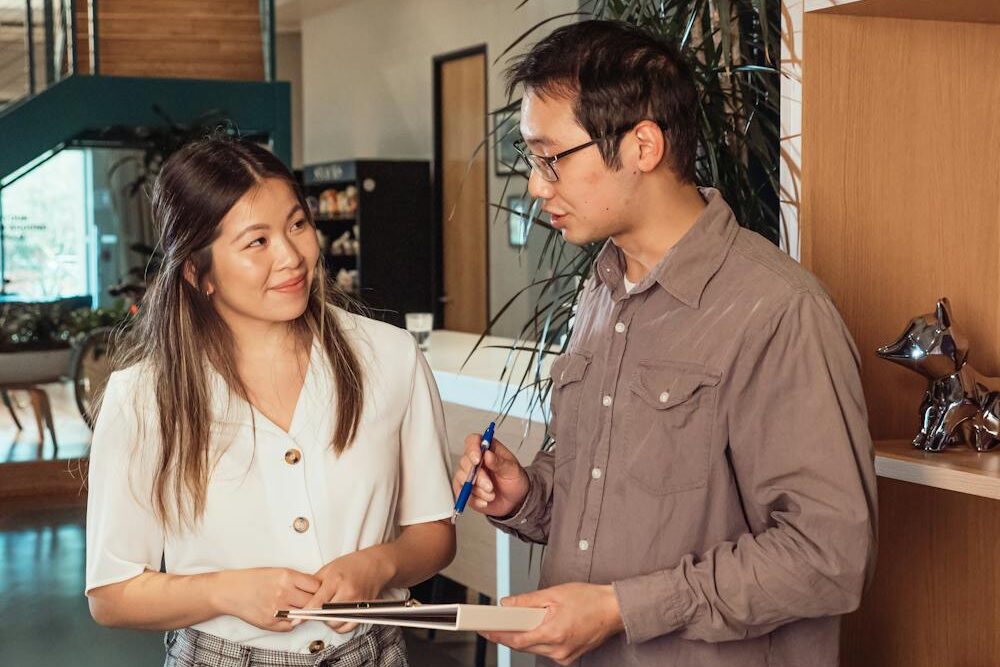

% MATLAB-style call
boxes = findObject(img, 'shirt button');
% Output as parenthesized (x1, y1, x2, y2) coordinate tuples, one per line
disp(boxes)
(659, 391, 670, 403)
(602, 395, 613, 407)
(284, 448, 301, 465)
(614, 322, 626, 333)
(591, 467, 602, 480)
(293, 517, 310, 533)
(578, 539, 589, 551)
(308, 640, 326, 653)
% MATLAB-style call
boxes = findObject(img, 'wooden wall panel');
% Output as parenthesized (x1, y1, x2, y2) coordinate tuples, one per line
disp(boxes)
(73, 0, 264, 80)
(801, 14, 1000, 441)
(840, 478, 1000, 666)
(74, 0, 90, 75)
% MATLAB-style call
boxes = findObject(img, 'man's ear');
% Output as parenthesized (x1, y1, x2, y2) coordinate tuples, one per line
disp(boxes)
(183, 260, 214, 296)
(632, 120, 667, 174)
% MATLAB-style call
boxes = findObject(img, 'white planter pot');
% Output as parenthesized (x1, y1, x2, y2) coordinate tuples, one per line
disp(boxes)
(0, 348, 73, 385)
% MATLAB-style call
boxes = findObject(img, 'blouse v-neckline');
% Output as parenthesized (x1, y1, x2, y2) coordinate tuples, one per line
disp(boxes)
(241, 341, 321, 438)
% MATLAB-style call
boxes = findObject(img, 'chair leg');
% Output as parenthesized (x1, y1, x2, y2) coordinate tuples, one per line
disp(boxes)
(39, 389, 58, 456)
(27, 388, 58, 457)
(1, 389, 23, 431)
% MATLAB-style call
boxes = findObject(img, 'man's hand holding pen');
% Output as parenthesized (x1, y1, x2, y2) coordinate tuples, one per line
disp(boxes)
(450, 432, 530, 519)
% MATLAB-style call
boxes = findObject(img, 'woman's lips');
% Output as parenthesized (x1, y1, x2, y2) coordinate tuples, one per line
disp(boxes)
(271, 275, 306, 292)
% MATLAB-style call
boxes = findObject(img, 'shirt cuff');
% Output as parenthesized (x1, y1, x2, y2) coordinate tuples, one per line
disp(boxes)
(488, 467, 542, 530)
(612, 567, 698, 644)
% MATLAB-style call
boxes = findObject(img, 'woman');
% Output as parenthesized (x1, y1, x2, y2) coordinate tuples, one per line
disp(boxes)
(85, 137, 456, 667)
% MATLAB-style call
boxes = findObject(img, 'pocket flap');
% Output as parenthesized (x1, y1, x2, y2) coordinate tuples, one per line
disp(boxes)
(630, 361, 721, 410)
(550, 351, 591, 389)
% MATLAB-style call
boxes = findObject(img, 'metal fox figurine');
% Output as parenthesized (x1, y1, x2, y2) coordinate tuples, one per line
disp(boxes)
(877, 298, 1000, 452)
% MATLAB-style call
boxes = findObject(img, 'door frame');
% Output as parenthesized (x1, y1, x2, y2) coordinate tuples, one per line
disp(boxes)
(432, 44, 489, 330)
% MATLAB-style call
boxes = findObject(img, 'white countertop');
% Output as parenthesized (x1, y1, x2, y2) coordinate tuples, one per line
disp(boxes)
(424, 332, 1000, 500)
(423, 330, 557, 423)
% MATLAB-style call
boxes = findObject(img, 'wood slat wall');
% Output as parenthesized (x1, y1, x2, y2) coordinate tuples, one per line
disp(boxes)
(72, 0, 264, 80)
(801, 12, 1000, 667)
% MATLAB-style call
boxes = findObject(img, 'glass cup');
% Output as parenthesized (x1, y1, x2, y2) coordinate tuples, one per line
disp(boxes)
(405, 312, 434, 351)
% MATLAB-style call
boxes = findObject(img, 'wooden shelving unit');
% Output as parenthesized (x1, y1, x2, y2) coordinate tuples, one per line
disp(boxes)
(801, 1, 1000, 664)
(874, 440, 1000, 500)
(299, 160, 434, 328)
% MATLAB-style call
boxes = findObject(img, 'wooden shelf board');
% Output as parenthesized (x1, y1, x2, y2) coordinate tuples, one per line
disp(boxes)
(874, 439, 1000, 500)
(806, 0, 1000, 24)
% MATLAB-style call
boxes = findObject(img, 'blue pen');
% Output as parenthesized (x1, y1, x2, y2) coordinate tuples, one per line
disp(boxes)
(451, 422, 496, 523)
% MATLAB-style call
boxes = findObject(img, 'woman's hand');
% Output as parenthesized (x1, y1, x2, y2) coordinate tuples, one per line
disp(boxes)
(302, 550, 397, 633)
(213, 567, 321, 632)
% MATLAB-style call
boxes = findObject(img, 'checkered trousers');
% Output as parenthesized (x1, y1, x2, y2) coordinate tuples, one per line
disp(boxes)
(163, 624, 408, 667)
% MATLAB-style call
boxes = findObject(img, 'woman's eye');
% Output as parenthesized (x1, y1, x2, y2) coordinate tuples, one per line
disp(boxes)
(291, 219, 307, 231)
(248, 237, 267, 248)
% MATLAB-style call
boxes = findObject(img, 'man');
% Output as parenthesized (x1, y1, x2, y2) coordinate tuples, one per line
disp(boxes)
(452, 20, 877, 667)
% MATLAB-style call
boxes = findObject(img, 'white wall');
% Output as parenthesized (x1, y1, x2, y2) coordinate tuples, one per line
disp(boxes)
(275, 31, 305, 169)
(780, 0, 804, 260)
(300, 0, 579, 337)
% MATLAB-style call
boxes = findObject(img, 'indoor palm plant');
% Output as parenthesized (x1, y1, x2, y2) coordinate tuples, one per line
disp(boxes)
(481, 0, 780, 434)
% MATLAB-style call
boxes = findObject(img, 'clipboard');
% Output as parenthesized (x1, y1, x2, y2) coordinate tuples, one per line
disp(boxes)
(276, 601, 546, 632)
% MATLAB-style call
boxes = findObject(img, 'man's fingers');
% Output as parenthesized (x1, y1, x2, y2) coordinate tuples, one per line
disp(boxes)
(464, 433, 483, 455)
(483, 448, 517, 476)
(501, 591, 550, 608)
(482, 629, 553, 652)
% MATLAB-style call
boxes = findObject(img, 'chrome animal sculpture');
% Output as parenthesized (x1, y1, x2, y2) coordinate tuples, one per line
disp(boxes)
(877, 298, 1000, 452)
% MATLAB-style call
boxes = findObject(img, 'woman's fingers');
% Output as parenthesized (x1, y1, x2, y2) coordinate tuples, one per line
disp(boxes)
(287, 587, 315, 610)
(292, 571, 322, 595)
(326, 620, 360, 633)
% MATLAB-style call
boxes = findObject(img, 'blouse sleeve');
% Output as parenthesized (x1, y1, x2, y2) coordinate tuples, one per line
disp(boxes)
(396, 340, 455, 526)
(85, 368, 165, 594)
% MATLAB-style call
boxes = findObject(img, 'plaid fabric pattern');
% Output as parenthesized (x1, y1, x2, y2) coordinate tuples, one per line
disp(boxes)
(163, 625, 408, 667)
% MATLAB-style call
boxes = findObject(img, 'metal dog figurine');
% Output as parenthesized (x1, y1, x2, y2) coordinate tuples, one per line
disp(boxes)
(877, 298, 1000, 452)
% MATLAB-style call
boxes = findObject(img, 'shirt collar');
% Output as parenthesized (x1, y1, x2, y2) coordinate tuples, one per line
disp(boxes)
(592, 187, 739, 308)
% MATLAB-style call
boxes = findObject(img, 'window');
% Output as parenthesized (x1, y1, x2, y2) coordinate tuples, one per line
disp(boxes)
(0, 149, 91, 301)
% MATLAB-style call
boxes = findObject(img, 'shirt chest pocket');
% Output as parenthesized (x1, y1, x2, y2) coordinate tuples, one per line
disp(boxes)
(625, 360, 721, 495)
(549, 351, 592, 468)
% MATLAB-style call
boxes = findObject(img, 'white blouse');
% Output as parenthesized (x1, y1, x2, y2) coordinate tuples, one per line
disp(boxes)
(85, 311, 455, 652)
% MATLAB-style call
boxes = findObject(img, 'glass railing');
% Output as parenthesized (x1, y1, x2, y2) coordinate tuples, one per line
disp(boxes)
(0, 0, 76, 111)
(0, 0, 276, 113)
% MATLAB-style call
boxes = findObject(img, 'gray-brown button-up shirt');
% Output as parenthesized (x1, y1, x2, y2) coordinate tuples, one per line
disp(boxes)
(493, 188, 877, 667)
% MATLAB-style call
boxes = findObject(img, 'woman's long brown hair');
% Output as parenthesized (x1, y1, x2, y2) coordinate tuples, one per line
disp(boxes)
(114, 138, 364, 531)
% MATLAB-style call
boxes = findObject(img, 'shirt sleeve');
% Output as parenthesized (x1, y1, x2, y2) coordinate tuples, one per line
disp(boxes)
(85, 368, 165, 595)
(487, 449, 554, 545)
(613, 291, 878, 644)
(397, 340, 456, 526)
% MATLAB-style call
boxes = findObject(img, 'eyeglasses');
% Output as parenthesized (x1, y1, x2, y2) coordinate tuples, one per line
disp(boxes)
(513, 129, 629, 182)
